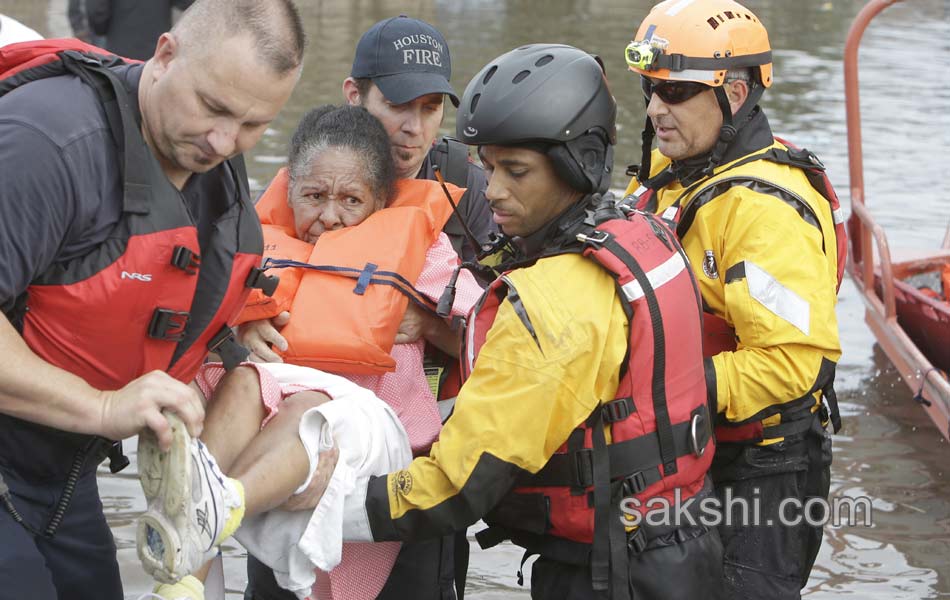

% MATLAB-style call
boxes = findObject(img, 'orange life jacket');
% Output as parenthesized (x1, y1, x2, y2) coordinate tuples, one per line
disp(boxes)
(236, 168, 463, 374)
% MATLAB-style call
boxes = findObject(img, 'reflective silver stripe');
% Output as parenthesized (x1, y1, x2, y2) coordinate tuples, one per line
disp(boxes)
(466, 302, 479, 372)
(664, 0, 697, 16)
(832, 207, 845, 225)
(667, 69, 719, 82)
(745, 261, 811, 335)
(620, 252, 687, 301)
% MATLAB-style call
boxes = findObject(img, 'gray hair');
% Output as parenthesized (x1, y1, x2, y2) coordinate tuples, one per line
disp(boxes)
(287, 105, 397, 205)
(725, 68, 754, 85)
(173, 0, 306, 74)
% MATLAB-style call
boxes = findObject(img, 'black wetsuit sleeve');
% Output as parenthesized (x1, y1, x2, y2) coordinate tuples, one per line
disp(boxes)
(0, 121, 78, 309)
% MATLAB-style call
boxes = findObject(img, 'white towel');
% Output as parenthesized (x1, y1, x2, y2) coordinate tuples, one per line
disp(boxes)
(234, 363, 412, 599)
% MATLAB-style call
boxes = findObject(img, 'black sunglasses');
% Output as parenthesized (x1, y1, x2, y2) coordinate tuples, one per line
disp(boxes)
(640, 76, 710, 105)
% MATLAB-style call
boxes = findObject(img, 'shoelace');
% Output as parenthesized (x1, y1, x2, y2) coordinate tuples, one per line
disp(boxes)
(196, 440, 227, 486)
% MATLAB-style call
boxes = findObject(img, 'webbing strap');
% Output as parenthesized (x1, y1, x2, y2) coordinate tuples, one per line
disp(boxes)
(521, 404, 710, 487)
(653, 50, 773, 74)
(586, 407, 632, 600)
(261, 258, 437, 314)
(602, 236, 678, 475)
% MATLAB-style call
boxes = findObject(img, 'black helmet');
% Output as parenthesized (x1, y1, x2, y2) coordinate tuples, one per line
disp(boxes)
(456, 44, 617, 193)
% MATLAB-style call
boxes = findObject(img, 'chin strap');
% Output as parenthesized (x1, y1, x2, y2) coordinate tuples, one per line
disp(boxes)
(703, 83, 766, 177)
(638, 105, 656, 182)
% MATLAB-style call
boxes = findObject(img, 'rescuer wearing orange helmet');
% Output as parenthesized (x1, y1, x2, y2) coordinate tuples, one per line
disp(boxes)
(623, 1, 844, 598)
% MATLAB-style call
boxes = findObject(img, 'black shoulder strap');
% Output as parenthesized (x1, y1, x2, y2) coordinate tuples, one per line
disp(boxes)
(432, 136, 470, 188)
(675, 143, 829, 239)
(431, 136, 476, 258)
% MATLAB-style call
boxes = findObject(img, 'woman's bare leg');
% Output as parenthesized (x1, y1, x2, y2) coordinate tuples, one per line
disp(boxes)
(229, 390, 332, 516)
(199, 365, 268, 471)
(191, 388, 331, 585)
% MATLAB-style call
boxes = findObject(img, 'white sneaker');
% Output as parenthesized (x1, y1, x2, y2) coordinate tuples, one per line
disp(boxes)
(136, 413, 244, 583)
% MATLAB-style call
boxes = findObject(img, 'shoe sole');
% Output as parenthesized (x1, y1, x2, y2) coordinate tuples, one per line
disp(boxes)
(137, 412, 192, 583)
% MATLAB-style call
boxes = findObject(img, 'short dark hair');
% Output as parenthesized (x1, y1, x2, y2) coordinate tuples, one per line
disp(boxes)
(288, 105, 397, 205)
(352, 77, 373, 102)
(174, 0, 306, 74)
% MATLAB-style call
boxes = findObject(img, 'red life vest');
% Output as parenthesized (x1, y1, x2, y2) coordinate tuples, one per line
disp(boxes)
(235, 169, 461, 374)
(0, 40, 267, 390)
(466, 207, 713, 597)
(631, 138, 846, 442)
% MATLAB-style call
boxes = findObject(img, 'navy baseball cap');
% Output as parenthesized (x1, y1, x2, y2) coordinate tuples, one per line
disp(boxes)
(351, 16, 459, 107)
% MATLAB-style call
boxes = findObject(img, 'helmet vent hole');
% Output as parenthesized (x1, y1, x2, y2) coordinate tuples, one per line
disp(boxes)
(483, 66, 498, 85)
(512, 70, 531, 84)
(535, 54, 554, 67)
(707, 17, 720, 30)
(725, 10, 735, 19)
(470, 93, 481, 113)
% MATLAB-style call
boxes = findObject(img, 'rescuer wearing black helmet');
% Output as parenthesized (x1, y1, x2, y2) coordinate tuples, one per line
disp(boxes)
(305, 44, 725, 600)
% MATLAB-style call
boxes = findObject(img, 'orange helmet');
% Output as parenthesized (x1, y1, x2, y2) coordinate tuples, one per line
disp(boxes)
(626, 0, 773, 88)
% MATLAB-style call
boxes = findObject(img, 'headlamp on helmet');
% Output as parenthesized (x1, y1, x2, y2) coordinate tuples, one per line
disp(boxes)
(624, 39, 665, 72)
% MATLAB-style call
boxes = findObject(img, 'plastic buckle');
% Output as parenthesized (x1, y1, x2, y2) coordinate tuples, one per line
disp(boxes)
(689, 412, 708, 458)
(602, 398, 632, 423)
(571, 448, 594, 488)
(147, 308, 189, 342)
(621, 470, 648, 496)
(818, 402, 830, 423)
(108, 441, 130, 474)
(207, 326, 249, 370)
(668, 53, 685, 72)
(627, 527, 648, 554)
(170, 245, 200, 274)
(207, 326, 234, 353)
(245, 267, 280, 297)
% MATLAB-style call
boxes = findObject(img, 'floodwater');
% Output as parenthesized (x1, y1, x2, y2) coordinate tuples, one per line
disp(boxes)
(2, 0, 949, 597)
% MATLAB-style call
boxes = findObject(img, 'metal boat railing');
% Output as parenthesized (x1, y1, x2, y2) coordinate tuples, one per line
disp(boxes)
(845, 0, 950, 441)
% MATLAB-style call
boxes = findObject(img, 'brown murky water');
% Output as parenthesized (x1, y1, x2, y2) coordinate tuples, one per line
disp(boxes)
(2, 0, 949, 597)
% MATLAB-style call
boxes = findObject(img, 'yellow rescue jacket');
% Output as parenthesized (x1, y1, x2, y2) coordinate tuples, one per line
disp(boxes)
(626, 140, 841, 442)
(237, 168, 463, 374)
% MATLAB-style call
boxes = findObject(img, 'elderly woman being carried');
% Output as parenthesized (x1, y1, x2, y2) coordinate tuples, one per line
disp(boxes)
(134, 105, 483, 600)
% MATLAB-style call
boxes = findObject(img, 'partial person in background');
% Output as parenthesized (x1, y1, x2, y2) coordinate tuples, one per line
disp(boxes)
(0, 13, 42, 46)
(67, 0, 103, 46)
(88, 0, 195, 60)
(343, 15, 494, 268)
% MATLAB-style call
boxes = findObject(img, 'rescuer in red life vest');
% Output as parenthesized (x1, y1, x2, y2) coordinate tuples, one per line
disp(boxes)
(0, 2, 303, 598)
